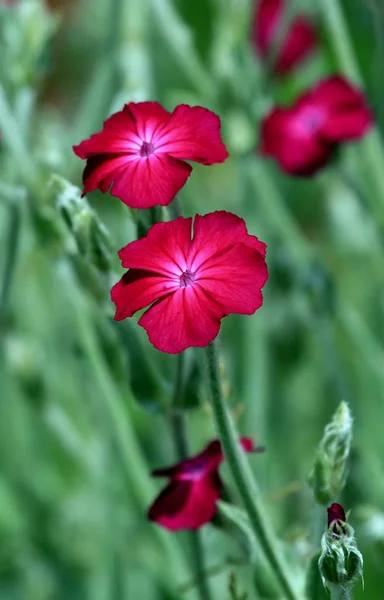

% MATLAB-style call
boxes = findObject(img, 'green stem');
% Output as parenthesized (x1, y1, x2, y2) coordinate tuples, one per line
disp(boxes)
(205, 342, 300, 600)
(0, 87, 37, 188)
(0, 201, 21, 334)
(311, 502, 325, 549)
(169, 352, 212, 600)
(330, 585, 353, 600)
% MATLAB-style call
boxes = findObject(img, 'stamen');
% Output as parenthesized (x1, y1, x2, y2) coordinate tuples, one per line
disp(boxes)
(179, 270, 196, 287)
(140, 141, 155, 157)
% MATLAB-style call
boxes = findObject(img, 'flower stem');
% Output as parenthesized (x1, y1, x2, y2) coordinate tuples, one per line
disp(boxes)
(0, 201, 21, 335)
(330, 585, 353, 600)
(169, 352, 212, 600)
(205, 341, 300, 600)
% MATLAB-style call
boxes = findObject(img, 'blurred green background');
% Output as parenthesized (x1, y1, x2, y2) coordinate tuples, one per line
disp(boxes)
(1, 0, 384, 598)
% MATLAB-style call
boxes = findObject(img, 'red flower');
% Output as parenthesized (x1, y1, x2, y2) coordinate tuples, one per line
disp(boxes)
(252, 0, 317, 76)
(260, 75, 373, 176)
(111, 211, 268, 354)
(148, 438, 264, 530)
(327, 503, 347, 537)
(73, 102, 228, 209)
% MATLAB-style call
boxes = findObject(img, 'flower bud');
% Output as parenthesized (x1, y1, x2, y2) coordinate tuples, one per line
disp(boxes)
(318, 504, 363, 592)
(50, 175, 113, 273)
(308, 401, 352, 505)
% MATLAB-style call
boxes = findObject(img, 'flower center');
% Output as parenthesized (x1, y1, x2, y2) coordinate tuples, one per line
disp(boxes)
(179, 270, 196, 288)
(140, 141, 155, 157)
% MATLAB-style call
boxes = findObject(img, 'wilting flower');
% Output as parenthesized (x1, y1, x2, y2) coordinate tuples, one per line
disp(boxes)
(260, 75, 373, 176)
(73, 102, 228, 209)
(111, 211, 268, 353)
(251, 0, 317, 76)
(148, 438, 264, 530)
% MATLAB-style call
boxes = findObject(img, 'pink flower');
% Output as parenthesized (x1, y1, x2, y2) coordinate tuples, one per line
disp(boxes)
(111, 211, 268, 354)
(73, 102, 228, 209)
(260, 75, 373, 176)
(252, 0, 317, 76)
(148, 438, 264, 530)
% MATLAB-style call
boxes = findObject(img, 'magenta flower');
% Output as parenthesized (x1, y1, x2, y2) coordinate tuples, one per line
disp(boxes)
(260, 75, 373, 176)
(73, 102, 228, 209)
(252, 0, 317, 76)
(148, 438, 264, 531)
(111, 211, 268, 354)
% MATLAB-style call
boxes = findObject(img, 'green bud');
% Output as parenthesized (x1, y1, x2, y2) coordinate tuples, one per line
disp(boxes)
(318, 516, 363, 593)
(50, 175, 113, 273)
(308, 401, 352, 505)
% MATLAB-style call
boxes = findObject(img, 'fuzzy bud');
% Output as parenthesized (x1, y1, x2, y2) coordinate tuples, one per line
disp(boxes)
(50, 175, 112, 273)
(318, 504, 363, 593)
(308, 402, 352, 505)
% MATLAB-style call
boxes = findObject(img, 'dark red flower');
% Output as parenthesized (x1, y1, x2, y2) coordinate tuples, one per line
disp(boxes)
(111, 211, 268, 354)
(327, 503, 347, 536)
(73, 102, 228, 209)
(148, 438, 264, 530)
(252, 0, 317, 76)
(260, 75, 373, 176)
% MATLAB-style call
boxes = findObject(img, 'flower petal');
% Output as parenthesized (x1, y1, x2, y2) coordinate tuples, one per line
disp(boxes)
(128, 101, 172, 141)
(321, 108, 373, 143)
(155, 105, 228, 164)
(148, 473, 222, 531)
(274, 135, 333, 176)
(110, 270, 179, 321)
(197, 243, 268, 315)
(275, 17, 317, 75)
(151, 440, 223, 479)
(109, 154, 192, 208)
(260, 108, 292, 156)
(260, 109, 333, 175)
(80, 154, 133, 196)
(189, 211, 266, 272)
(313, 76, 367, 110)
(138, 285, 225, 353)
(118, 216, 192, 277)
(73, 106, 142, 157)
(151, 437, 263, 480)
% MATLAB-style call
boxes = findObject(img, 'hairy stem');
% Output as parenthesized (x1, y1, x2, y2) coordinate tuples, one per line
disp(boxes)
(330, 585, 353, 600)
(0, 201, 21, 335)
(205, 341, 300, 600)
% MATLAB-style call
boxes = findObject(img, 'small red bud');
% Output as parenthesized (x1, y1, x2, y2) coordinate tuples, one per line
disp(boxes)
(327, 503, 346, 536)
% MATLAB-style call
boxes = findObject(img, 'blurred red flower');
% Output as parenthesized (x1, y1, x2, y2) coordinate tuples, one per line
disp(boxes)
(148, 438, 264, 530)
(73, 102, 228, 209)
(327, 503, 347, 536)
(260, 75, 373, 176)
(111, 211, 268, 354)
(251, 0, 317, 76)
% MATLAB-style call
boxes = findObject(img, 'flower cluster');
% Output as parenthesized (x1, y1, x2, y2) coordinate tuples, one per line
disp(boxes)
(72, 0, 374, 533)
